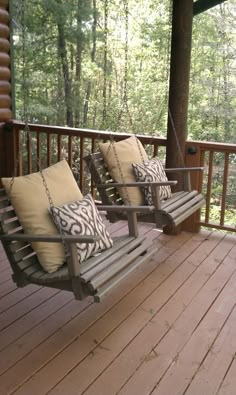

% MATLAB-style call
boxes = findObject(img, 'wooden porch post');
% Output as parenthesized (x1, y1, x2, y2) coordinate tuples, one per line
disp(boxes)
(166, 0, 193, 177)
(0, 0, 14, 179)
(165, 0, 197, 233)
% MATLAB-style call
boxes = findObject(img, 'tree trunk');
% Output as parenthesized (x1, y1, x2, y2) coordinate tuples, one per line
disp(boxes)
(83, 0, 97, 127)
(57, 22, 73, 126)
(74, 0, 86, 127)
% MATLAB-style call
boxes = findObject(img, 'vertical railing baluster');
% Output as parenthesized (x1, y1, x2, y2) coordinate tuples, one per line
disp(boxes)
(153, 144, 158, 158)
(68, 135, 72, 168)
(47, 133, 51, 167)
(91, 138, 95, 153)
(91, 138, 96, 197)
(36, 131, 41, 171)
(57, 135, 62, 162)
(205, 151, 213, 224)
(17, 129, 23, 176)
(79, 137, 84, 192)
(27, 130, 32, 174)
(220, 152, 229, 226)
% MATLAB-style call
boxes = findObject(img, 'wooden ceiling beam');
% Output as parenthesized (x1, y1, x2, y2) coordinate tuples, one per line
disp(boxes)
(193, 0, 227, 16)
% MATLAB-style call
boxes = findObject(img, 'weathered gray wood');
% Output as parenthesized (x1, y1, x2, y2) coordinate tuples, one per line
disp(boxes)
(14, 245, 35, 263)
(80, 236, 128, 275)
(0, 198, 10, 208)
(97, 181, 178, 188)
(165, 167, 204, 172)
(1, 219, 21, 233)
(163, 191, 198, 213)
(9, 240, 31, 253)
(161, 191, 188, 209)
(81, 236, 144, 283)
(183, 171, 191, 191)
(0, 233, 99, 243)
(97, 205, 154, 213)
(94, 242, 156, 302)
(0, 187, 158, 302)
(127, 212, 138, 237)
(171, 194, 204, 219)
(151, 185, 161, 210)
(173, 198, 204, 226)
(89, 237, 151, 291)
(84, 152, 205, 232)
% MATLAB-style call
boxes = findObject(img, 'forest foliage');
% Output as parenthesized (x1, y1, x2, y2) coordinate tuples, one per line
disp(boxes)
(11, 0, 236, 143)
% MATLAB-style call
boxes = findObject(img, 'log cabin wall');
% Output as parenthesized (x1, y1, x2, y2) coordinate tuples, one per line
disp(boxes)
(0, 0, 14, 179)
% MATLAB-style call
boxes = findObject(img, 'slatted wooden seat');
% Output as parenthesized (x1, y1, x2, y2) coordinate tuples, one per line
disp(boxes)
(0, 188, 156, 302)
(84, 152, 205, 231)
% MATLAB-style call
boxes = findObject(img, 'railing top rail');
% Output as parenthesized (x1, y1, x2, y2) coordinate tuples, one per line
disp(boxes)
(10, 120, 167, 146)
(7, 120, 236, 152)
(187, 139, 236, 152)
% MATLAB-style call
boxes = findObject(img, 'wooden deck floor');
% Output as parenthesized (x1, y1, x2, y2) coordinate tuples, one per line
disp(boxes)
(0, 220, 236, 395)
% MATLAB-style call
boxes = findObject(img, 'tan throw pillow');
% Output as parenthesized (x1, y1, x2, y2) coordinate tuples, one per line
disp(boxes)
(99, 136, 148, 205)
(1, 160, 83, 273)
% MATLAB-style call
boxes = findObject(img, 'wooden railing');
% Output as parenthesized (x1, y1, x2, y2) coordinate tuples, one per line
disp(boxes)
(5, 121, 167, 194)
(1, 121, 236, 233)
(185, 140, 236, 233)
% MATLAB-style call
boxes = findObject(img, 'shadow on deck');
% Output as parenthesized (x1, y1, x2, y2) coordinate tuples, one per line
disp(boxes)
(0, 220, 236, 395)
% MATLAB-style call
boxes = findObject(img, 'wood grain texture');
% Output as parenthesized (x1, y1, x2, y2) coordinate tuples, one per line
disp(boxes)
(0, 228, 235, 395)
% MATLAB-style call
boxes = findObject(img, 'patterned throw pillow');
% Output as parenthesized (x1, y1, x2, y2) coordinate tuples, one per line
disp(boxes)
(50, 194, 113, 264)
(132, 158, 172, 205)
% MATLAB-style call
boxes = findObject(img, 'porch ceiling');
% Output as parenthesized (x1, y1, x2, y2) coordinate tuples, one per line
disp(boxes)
(193, 0, 228, 16)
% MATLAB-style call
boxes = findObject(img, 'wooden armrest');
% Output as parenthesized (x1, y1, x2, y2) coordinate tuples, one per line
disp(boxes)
(97, 205, 155, 213)
(164, 167, 205, 172)
(0, 234, 99, 243)
(97, 181, 177, 188)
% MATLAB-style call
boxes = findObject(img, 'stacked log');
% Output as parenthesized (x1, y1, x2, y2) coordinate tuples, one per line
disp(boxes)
(0, 0, 12, 180)
(0, 0, 11, 122)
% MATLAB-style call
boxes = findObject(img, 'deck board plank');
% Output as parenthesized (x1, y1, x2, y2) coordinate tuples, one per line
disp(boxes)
(217, 358, 236, 395)
(115, 237, 236, 395)
(8, 232, 204, 395)
(184, 305, 236, 395)
(0, 227, 235, 395)
(71, 232, 234, 395)
(0, 229, 188, 394)
(47, 231, 213, 395)
(150, 266, 236, 395)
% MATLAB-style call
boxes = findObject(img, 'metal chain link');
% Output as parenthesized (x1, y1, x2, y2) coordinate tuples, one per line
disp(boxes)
(102, 0, 108, 128)
(108, 133, 131, 206)
(168, 108, 186, 168)
(116, 0, 133, 130)
(103, 0, 146, 205)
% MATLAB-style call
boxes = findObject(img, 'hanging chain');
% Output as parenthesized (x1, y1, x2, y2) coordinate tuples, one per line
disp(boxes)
(102, 0, 108, 128)
(103, 1, 145, 204)
(168, 108, 186, 168)
(116, 0, 133, 131)
(21, 0, 55, 210)
(123, 0, 129, 117)
(164, 0, 173, 108)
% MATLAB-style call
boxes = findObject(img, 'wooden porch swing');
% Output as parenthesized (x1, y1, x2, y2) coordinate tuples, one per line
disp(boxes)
(84, 149, 205, 234)
(0, 0, 158, 303)
(0, 185, 156, 302)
